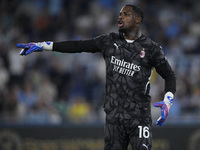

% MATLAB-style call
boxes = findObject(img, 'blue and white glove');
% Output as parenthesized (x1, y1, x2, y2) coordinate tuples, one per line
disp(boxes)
(154, 92, 173, 126)
(16, 41, 53, 55)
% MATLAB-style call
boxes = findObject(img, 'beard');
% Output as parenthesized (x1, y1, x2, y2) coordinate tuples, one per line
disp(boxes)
(118, 27, 126, 33)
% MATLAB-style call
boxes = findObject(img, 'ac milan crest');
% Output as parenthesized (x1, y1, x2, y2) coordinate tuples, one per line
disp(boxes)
(140, 48, 145, 58)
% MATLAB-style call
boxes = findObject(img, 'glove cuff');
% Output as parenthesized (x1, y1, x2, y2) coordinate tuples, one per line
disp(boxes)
(164, 91, 174, 106)
(43, 41, 53, 51)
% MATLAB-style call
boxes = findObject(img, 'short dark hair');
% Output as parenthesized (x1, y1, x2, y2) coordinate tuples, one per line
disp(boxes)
(125, 4, 144, 22)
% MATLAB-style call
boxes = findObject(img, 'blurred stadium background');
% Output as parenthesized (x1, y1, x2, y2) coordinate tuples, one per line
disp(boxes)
(0, 0, 200, 150)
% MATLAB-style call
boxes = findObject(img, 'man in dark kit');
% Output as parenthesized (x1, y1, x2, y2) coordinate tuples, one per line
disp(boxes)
(16, 4, 176, 150)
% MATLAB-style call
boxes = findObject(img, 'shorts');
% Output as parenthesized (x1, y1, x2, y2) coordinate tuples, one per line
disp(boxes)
(104, 116, 152, 150)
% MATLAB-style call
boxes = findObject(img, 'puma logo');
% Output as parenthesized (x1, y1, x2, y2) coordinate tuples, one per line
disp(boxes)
(114, 43, 120, 49)
(142, 144, 148, 150)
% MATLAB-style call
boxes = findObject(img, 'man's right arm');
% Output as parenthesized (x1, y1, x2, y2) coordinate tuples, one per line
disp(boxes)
(16, 39, 101, 56)
(53, 40, 99, 53)
(16, 33, 111, 55)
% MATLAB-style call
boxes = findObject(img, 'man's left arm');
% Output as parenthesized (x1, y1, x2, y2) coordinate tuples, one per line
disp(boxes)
(154, 61, 176, 126)
(151, 45, 176, 126)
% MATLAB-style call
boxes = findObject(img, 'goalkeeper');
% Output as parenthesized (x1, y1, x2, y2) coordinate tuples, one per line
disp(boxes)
(16, 4, 176, 150)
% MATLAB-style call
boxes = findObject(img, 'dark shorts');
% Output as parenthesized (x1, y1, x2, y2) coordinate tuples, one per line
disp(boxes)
(104, 116, 152, 150)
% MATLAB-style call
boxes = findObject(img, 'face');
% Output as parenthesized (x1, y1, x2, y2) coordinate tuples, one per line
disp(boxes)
(118, 6, 140, 33)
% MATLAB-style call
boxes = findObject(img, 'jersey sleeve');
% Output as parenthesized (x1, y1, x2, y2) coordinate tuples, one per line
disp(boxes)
(52, 40, 98, 53)
(150, 44, 176, 94)
(52, 34, 110, 53)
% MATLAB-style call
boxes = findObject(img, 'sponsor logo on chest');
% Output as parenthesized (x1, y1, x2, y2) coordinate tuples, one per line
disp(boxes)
(110, 56, 141, 77)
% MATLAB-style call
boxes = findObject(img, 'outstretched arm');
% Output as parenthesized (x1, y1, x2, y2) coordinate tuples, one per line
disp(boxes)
(53, 40, 99, 53)
(16, 39, 100, 55)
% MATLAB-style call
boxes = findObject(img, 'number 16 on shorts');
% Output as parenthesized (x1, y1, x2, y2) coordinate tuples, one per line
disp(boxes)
(138, 126, 150, 138)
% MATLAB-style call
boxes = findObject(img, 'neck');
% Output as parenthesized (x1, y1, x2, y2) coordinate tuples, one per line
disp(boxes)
(123, 30, 141, 40)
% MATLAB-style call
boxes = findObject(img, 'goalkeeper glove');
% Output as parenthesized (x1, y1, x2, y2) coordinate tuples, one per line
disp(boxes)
(16, 41, 53, 55)
(154, 92, 173, 126)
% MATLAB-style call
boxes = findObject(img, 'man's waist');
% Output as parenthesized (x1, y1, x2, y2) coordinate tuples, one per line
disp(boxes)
(104, 108, 151, 119)
(106, 112, 151, 120)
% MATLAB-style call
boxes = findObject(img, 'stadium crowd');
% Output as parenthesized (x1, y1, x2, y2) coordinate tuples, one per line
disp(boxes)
(0, 0, 200, 125)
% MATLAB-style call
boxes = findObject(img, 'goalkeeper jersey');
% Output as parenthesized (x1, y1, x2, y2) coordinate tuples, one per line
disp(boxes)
(53, 32, 176, 119)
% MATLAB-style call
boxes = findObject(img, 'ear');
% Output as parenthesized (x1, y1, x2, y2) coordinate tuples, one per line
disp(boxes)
(136, 16, 141, 24)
